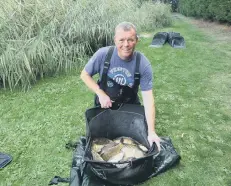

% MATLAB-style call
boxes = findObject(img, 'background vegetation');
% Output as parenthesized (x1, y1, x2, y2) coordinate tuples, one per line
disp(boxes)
(0, 0, 171, 91)
(178, 0, 231, 23)
(1, 0, 231, 186)
(1, 14, 231, 186)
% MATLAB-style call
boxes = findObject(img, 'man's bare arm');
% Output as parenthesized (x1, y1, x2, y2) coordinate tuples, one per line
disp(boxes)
(80, 69, 102, 95)
(80, 69, 112, 108)
(141, 90, 155, 134)
(141, 90, 161, 151)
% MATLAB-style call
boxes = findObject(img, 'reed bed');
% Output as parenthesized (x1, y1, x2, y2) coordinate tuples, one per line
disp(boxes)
(0, 0, 172, 90)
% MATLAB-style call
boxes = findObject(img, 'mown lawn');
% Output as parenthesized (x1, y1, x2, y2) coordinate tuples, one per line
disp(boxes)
(1, 15, 231, 186)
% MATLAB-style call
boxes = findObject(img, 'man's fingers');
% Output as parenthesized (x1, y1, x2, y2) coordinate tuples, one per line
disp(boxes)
(101, 101, 113, 108)
(156, 142, 161, 152)
(148, 140, 161, 152)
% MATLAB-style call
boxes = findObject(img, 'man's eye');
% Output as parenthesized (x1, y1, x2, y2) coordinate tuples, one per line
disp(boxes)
(128, 39, 134, 42)
(118, 38, 135, 44)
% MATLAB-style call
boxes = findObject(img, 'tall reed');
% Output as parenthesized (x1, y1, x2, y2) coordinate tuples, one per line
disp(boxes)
(0, 0, 172, 90)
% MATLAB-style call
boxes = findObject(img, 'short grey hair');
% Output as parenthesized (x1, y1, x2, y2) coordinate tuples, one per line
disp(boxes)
(115, 22, 137, 37)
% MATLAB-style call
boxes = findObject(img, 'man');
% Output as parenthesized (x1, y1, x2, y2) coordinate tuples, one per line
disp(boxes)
(80, 22, 161, 151)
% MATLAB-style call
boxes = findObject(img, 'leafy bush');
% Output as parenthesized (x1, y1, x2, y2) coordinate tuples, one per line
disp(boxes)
(178, 0, 231, 23)
(0, 0, 172, 90)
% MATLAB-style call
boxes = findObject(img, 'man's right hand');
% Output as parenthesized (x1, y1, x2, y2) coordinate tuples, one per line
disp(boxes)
(97, 89, 113, 108)
(80, 70, 113, 108)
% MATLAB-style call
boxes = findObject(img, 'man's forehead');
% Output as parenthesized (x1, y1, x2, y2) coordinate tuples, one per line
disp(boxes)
(115, 28, 137, 37)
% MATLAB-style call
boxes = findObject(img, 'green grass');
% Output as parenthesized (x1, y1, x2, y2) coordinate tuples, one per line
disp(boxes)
(1, 15, 231, 186)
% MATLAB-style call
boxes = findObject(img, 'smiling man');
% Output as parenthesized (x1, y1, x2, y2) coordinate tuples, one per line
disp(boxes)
(80, 22, 161, 151)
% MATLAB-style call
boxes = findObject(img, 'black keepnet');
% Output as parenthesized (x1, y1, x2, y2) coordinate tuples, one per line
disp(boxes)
(69, 104, 181, 186)
(83, 105, 157, 185)
(86, 109, 149, 147)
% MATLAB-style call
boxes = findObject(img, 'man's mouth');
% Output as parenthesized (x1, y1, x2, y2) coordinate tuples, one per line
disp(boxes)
(122, 49, 131, 53)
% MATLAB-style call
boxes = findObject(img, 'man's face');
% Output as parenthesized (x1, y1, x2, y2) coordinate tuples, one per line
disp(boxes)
(114, 28, 138, 61)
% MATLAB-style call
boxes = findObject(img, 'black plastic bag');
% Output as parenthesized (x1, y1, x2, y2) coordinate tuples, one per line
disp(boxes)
(85, 108, 156, 185)
(70, 136, 180, 186)
(149, 32, 168, 48)
(167, 32, 186, 48)
(69, 104, 181, 186)
(150, 32, 186, 48)
(70, 137, 120, 186)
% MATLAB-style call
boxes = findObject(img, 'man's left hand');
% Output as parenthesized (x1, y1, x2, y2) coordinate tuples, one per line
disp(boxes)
(148, 132, 161, 152)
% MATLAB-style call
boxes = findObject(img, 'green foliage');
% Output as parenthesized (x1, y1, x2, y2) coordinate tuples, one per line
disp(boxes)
(0, 0, 172, 91)
(1, 15, 231, 186)
(152, 0, 179, 12)
(178, 0, 231, 23)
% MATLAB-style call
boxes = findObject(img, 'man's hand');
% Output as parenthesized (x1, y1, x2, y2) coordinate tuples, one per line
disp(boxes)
(97, 89, 113, 108)
(148, 132, 161, 152)
(80, 70, 113, 108)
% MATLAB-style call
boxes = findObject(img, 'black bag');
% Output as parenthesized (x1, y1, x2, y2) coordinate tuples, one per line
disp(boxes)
(167, 32, 186, 48)
(69, 136, 180, 186)
(150, 32, 168, 48)
(150, 31, 186, 48)
(50, 104, 181, 186)
(70, 104, 181, 186)
(83, 108, 156, 185)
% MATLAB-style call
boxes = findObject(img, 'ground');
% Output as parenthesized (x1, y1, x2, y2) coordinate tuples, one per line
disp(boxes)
(141, 13, 231, 42)
(187, 17, 231, 43)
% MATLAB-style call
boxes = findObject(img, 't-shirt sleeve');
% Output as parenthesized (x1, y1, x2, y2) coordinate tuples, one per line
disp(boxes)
(139, 56, 153, 91)
(84, 48, 106, 76)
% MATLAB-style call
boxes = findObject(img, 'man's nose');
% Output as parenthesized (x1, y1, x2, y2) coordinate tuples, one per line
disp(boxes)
(123, 40, 129, 46)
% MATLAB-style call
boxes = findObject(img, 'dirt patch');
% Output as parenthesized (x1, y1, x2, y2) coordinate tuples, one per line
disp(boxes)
(190, 19, 231, 32)
(172, 13, 231, 43)
(187, 18, 231, 42)
(140, 14, 231, 44)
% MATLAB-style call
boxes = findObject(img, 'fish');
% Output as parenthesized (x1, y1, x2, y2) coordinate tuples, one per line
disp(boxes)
(114, 137, 148, 152)
(91, 150, 105, 161)
(91, 136, 148, 163)
(138, 144, 148, 152)
(91, 138, 115, 153)
(107, 152, 124, 163)
(101, 143, 124, 161)
(121, 145, 145, 161)
(113, 136, 136, 145)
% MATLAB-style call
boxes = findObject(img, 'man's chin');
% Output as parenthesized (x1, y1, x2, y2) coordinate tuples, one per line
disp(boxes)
(121, 53, 133, 60)
(117, 50, 133, 60)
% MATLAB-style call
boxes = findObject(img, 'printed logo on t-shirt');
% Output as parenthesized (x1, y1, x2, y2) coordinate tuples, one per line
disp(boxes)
(108, 67, 134, 87)
(107, 80, 114, 88)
